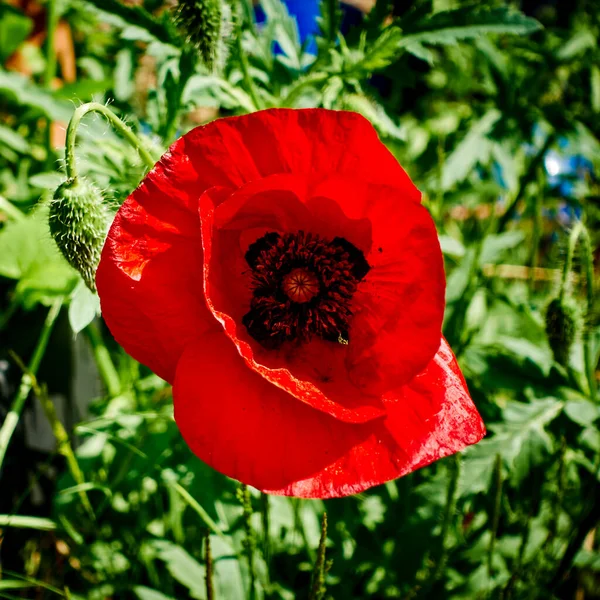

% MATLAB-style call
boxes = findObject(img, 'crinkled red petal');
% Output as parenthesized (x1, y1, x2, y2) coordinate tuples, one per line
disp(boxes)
(199, 175, 443, 420)
(95, 181, 221, 383)
(174, 334, 485, 499)
(199, 185, 386, 424)
(97, 108, 418, 382)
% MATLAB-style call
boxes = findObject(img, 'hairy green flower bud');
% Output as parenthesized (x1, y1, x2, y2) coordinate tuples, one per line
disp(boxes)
(545, 296, 582, 367)
(49, 178, 109, 293)
(174, 0, 228, 70)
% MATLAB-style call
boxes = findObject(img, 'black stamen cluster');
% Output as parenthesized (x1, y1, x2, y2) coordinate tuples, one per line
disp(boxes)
(242, 231, 370, 348)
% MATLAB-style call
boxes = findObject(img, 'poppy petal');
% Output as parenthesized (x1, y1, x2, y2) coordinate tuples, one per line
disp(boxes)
(98, 108, 420, 384)
(174, 333, 485, 499)
(199, 185, 386, 424)
(96, 183, 222, 383)
(349, 185, 446, 394)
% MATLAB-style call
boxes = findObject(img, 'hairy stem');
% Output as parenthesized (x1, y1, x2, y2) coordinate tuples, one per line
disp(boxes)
(65, 102, 155, 181)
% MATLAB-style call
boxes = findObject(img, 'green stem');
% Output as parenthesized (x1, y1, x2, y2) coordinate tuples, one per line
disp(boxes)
(235, 14, 261, 111)
(43, 0, 59, 88)
(239, 484, 257, 600)
(163, 47, 197, 142)
(170, 481, 230, 544)
(488, 454, 503, 576)
(432, 454, 461, 583)
(65, 102, 155, 181)
(84, 321, 121, 398)
(308, 513, 329, 600)
(205, 532, 215, 600)
(43, 0, 59, 168)
(496, 132, 557, 233)
(0, 299, 62, 474)
(528, 168, 544, 293)
(281, 72, 329, 107)
(261, 493, 271, 586)
(35, 382, 95, 520)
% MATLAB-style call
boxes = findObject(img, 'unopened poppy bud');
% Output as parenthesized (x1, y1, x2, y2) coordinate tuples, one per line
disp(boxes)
(174, 0, 228, 70)
(545, 296, 581, 366)
(49, 178, 109, 293)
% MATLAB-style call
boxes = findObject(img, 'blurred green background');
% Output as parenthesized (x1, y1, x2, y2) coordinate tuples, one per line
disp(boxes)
(0, 0, 599, 598)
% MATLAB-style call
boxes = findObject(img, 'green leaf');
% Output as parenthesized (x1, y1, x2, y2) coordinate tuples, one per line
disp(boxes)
(439, 235, 466, 258)
(28, 171, 64, 190)
(133, 587, 176, 600)
(261, 0, 302, 69)
(0, 71, 74, 122)
(0, 515, 57, 530)
(479, 231, 526, 265)
(441, 109, 500, 189)
(0, 124, 30, 154)
(0, 207, 78, 306)
(0, 4, 32, 62)
(69, 283, 100, 334)
(81, 0, 178, 46)
(557, 30, 596, 61)
(150, 540, 206, 600)
(491, 398, 563, 485)
(591, 65, 600, 114)
(351, 26, 404, 73)
(564, 400, 600, 427)
(340, 94, 406, 141)
(114, 49, 135, 102)
(399, 7, 542, 48)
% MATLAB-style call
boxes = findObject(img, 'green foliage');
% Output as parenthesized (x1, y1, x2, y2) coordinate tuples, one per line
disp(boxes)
(1, 0, 600, 599)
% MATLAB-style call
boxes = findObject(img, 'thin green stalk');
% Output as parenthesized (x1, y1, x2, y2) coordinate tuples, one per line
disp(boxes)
(205, 532, 215, 600)
(170, 482, 230, 544)
(431, 454, 461, 583)
(234, 11, 261, 111)
(291, 497, 316, 563)
(84, 321, 121, 398)
(0, 515, 57, 531)
(43, 0, 59, 167)
(488, 454, 503, 576)
(549, 490, 600, 591)
(238, 484, 257, 600)
(0, 196, 25, 221)
(0, 299, 62, 473)
(65, 102, 155, 181)
(308, 513, 329, 600)
(43, 0, 59, 88)
(281, 72, 329, 107)
(260, 493, 271, 584)
(33, 381, 95, 520)
(496, 132, 557, 233)
(163, 47, 197, 142)
(434, 135, 446, 225)
(503, 512, 532, 599)
(528, 169, 544, 292)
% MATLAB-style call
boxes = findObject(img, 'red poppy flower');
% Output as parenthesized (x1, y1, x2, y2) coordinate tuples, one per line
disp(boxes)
(96, 108, 485, 498)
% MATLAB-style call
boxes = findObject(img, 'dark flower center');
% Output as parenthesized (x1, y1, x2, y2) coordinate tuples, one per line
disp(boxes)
(242, 231, 370, 348)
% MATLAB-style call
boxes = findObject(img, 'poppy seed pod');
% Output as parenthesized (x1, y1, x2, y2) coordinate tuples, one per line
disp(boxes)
(50, 178, 109, 293)
(545, 296, 582, 367)
(174, 0, 226, 70)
